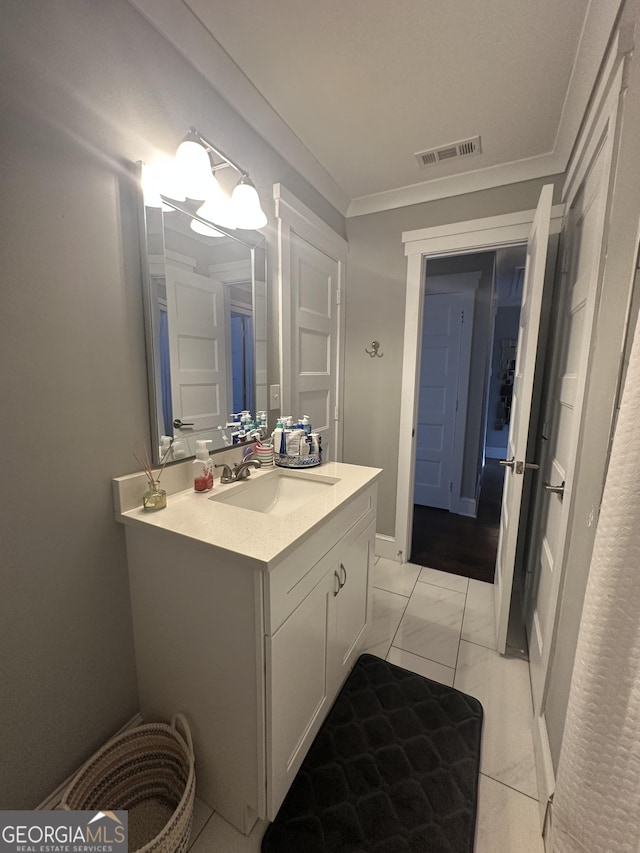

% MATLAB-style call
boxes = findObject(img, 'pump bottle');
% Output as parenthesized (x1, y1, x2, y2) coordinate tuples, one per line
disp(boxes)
(193, 440, 214, 491)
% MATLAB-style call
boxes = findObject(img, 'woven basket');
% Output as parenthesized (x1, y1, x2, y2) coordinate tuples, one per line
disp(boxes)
(59, 714, 195, 853)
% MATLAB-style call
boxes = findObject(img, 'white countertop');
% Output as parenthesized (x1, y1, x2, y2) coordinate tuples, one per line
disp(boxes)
(114, 461, 382, 570)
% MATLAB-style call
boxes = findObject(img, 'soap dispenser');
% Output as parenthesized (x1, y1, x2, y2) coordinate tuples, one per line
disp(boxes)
(193, 440, 214, 492)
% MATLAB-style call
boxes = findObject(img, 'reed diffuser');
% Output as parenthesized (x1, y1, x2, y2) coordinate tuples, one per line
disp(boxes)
(134, 444, 172, 512)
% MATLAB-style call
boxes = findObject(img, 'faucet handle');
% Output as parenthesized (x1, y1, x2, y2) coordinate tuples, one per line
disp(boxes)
(214, 463, 233, 483)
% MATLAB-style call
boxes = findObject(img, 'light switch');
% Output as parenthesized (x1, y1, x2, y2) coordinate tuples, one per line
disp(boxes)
(269, 384, 281, 409)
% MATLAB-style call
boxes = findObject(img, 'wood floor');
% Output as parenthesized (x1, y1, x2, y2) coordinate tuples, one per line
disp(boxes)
(410, 459, 504, 584)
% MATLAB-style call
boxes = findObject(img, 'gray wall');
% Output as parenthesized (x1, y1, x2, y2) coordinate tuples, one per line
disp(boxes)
(343, 176, 563, 536)
(0, 0, 343, 808)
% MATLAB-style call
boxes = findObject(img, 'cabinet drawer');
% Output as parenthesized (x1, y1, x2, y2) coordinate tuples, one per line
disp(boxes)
(264, 486, 376, 635)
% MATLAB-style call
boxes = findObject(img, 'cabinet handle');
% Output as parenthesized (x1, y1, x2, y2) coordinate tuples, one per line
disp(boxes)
(339, 563, 347, 587)
(333, 570, 341, 596)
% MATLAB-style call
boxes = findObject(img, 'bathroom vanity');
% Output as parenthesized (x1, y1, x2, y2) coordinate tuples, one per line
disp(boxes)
(113, 461, 381, 834)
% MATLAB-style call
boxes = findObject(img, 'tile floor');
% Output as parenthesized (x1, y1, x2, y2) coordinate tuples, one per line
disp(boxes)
(187, 557, 545, 852)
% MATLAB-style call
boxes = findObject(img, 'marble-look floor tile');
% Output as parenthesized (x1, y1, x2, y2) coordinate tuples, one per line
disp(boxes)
(190, 813, 268, 853)
(393, 582, 465, 668)
(461, 579, 497, 650)
(372, 558, 421, 597)
(475, 774, 544, 853)
(454, 641, 537, 798)
(188, 797, 213, 849)
(386, 646, 455, 686)
(362, 587, 409, 659)
(418, 566, 469, 594)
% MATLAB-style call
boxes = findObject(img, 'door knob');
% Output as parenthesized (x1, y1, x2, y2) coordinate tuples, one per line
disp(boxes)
(499, 458, 516, 470)
(173, 419, 194, 429)
(544, 481, 565, 497)
(524, 462, 540, 470)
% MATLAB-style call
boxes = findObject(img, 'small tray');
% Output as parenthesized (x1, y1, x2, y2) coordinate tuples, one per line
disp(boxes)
(275, 453, 321, 468)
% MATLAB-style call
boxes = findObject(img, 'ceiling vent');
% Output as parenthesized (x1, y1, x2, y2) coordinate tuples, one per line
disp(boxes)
(415, 135, 482, 169)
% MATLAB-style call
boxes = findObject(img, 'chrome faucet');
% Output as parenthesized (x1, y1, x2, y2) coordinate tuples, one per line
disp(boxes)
(232, 459, 261, 480)
(215, 459, 261, 484)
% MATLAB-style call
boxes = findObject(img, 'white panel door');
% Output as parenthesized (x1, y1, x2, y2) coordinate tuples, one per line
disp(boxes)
(528, 138, 610, 712)
(290, 232, 339, 460)
(414, 292, 464, 509)
(165, 265, 229, 456)
(494, 184, 553, 653)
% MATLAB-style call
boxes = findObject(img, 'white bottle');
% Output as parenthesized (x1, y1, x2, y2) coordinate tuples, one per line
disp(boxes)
(193, 440, 214, 492)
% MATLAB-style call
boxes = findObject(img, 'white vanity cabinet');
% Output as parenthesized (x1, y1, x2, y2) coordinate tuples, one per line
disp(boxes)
(266, 512, 374, 815)
(114, 462, 380, 836)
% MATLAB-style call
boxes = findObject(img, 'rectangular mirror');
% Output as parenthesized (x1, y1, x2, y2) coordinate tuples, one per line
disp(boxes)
(137, 165, 267, 464)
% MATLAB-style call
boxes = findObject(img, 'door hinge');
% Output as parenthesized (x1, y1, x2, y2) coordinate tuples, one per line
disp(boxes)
(334, 406, 339, 420)
(336, 289, 341, 305)
(456, 399, 459, 412)
(449, 482, 453, 492)
(461, 309, 464, 324)
(562, 247, 572, 274)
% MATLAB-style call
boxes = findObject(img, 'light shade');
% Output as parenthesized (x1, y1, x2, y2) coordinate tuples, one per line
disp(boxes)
(231, 176, 268, 229)
(175, 137, 216, 200)
(190, 218, 225, 238)
(197, 185, 236, 230)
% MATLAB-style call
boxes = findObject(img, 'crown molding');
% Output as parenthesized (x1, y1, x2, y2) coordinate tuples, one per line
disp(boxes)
(129, 0, 622, 220)
(127, 0, 350, 216)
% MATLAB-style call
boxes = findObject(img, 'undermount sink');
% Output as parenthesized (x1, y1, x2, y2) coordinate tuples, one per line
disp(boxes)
(209, 470, 339, 517)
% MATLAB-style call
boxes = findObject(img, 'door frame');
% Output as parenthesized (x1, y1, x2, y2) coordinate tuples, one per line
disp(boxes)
(393, 205, 564, 564)
(274, 183, 348, 460)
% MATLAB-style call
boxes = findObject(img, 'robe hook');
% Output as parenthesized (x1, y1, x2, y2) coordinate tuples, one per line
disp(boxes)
(365, 340, 383, 358)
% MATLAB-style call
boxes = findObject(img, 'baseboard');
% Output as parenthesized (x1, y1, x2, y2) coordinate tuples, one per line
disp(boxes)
(450, 496, 477, 518)
(37, 713, 143, 809)
(532, 711, 555, 835)
(375, 534, 402, 562)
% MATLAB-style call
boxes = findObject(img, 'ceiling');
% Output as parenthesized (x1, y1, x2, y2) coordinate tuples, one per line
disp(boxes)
(131, 0, 621, 217)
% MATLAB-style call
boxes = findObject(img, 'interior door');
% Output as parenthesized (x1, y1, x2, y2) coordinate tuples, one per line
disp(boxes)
(494, 184, 554, 653)
(165, 265, 229, 455)
(414, 291, 464, 509)
(289, 233, 340, 460)
(527, 138, 611, 712)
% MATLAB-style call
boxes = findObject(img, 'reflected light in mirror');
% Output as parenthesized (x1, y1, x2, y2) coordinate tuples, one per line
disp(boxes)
(190, 218, 225, 238)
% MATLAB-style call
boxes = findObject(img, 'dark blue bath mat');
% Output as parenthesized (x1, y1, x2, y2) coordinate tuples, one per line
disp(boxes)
(262, 653, 483, 853)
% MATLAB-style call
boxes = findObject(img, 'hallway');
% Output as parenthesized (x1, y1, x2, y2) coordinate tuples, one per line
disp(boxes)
(411, 460, 504, 583)
(186, 558, 544, 852)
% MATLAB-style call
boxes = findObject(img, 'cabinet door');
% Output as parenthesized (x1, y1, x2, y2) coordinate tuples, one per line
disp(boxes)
(265, 569, 332, 818)
(328, 521, 375, 696)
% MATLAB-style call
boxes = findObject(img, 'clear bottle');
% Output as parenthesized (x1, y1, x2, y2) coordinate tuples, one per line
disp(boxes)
(193, 440, 214, 491)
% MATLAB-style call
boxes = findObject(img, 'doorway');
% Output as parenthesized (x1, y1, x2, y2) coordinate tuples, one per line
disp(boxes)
(409, 248, 526, 583)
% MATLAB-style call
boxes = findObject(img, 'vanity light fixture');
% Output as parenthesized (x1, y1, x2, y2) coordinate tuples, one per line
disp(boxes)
(173, 127, 267, 230)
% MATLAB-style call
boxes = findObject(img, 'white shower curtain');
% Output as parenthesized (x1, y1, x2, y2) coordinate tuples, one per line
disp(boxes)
(553, 315, 640, 852)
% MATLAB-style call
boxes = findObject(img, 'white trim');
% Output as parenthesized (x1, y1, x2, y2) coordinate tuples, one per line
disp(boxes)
(274, 184, 348, 460)
(348, 152, 566, 218)
(37, 713, 144, 809)
(532, 712, 556, 831)
(454, 496, 477, 518)
(165, 248, 197, 271)
(375, 534, 402, 562)
(395, 202, 563, 563)
(208, 258, 253, 283)
(403, 205, 564, 258)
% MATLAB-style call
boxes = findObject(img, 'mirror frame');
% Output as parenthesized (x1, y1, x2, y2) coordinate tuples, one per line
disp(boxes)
(135, 162, 267, 464)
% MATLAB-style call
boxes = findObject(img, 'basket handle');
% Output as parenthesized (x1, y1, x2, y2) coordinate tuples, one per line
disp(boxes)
(172, 713, 194, 759)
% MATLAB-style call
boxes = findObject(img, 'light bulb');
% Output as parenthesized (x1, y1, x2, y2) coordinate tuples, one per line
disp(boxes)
(197, 186, 236, 230)
(175, 138, 216, 200)
(231, 177, 267, 229)
(141, 160, 185, 210)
